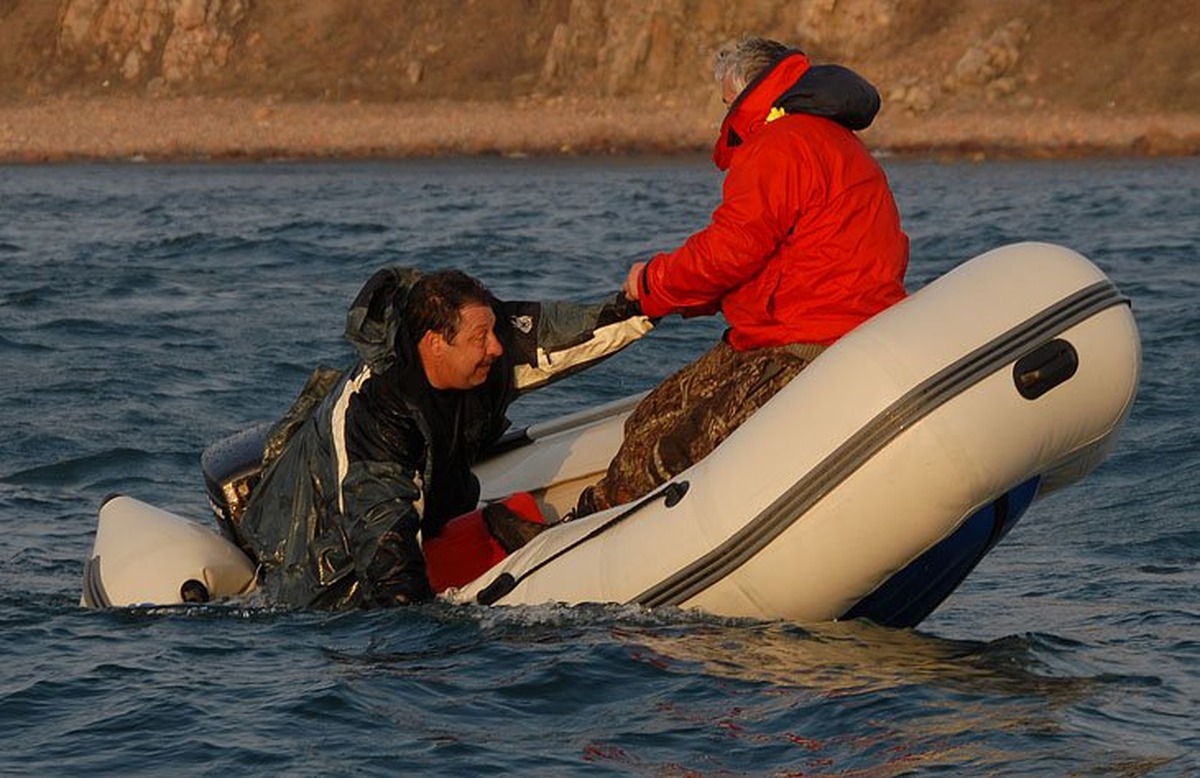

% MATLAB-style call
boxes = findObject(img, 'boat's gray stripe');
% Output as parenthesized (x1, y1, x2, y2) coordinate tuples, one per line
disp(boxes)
(82, 555, 111, 608)
(634, 280, 1128, 608)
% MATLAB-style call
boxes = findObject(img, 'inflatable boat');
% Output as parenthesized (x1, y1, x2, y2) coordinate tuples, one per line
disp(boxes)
(81, 242, 1141, 628)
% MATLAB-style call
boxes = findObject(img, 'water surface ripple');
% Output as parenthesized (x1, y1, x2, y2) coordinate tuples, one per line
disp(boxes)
(1, 157, 1197, 775)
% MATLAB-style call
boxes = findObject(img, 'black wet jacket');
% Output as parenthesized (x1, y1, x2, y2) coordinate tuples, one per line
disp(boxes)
(236, 267, 652, 609)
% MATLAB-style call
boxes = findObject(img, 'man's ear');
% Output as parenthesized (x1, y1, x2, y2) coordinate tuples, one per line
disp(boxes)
(416, 330, 447, 388)
(420, 330, 446, 355)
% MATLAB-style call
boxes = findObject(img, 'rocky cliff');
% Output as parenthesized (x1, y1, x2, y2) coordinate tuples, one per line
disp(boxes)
(2, 0, 1199, 160)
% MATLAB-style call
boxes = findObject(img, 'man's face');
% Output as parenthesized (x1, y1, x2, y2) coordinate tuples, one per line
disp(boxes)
(721, 77, 739, 107)
(426, 303, 503, 390)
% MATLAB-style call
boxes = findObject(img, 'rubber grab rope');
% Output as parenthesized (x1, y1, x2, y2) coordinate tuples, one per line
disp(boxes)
(474, 480, 689, 605)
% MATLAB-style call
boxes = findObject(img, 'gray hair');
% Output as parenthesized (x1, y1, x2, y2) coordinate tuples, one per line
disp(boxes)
(713, 37, 792, 97)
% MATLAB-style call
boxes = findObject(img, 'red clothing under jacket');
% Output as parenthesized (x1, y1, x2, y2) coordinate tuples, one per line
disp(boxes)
(638, 53, 910, 350)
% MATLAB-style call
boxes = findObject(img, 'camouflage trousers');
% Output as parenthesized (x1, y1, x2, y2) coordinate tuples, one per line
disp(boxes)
(575, 338, 825, 516)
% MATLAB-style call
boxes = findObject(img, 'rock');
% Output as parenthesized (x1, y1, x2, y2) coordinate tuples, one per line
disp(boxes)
(121, 48, 140, 81)
(51, 0, 246, 92)
(889, 77, 937, 114)
(795, 0, 901, 58)
(4, 0, 1199, 150)
(175, 0, 208, 31)
(946, 19, 1031, 95)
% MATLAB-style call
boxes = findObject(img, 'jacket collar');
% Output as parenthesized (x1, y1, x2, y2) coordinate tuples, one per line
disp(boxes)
(344, 266, 423, 374)
(712, 51, 811, 171)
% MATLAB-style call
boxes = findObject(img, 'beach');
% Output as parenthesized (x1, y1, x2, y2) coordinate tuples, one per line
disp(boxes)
(4, 96, 1199, 163)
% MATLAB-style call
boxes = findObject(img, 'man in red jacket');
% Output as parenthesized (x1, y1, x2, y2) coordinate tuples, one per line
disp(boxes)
(575, 37, 910, 516)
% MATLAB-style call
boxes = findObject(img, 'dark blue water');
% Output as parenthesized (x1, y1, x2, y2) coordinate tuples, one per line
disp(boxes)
(2, 156, 1197, 775)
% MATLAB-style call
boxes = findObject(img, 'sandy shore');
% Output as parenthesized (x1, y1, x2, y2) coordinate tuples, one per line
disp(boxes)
(3, 96, 1200, 162)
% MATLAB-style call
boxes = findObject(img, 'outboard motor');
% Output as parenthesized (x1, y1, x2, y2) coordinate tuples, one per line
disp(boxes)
(200, 422, 271, 549)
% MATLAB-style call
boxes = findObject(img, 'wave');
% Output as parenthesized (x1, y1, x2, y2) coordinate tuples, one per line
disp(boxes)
(1, 448, 196, 489)
(0, 334, 54, 354)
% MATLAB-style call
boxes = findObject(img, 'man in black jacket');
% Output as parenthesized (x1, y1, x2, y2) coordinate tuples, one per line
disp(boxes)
(234, 267, 652, 609)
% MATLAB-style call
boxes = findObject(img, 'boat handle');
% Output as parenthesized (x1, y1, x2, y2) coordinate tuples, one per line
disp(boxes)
(1013, 339, 1078, 400)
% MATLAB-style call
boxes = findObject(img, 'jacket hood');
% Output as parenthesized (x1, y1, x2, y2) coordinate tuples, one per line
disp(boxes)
(712, 53, 881, 171)
(775, 64, 881, 131)
(344, 266, 423, 373)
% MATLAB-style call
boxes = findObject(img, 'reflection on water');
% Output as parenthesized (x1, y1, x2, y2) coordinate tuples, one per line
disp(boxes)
(302, 601, 1172, 775)
(608, 616, 1168, 774)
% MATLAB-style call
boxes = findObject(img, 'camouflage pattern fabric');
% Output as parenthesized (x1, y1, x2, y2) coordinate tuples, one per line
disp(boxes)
(576, 339, 824, 515)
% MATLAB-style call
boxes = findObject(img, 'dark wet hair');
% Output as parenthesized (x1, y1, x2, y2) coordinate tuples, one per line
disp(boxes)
(404, 269, 496, 344)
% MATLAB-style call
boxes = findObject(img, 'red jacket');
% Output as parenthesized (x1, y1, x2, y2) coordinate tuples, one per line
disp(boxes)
(639, 53, 909, 350)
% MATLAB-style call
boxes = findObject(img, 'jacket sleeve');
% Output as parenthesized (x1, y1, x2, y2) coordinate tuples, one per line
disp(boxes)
(501, 292, 654, 392)
(639, 140, 800, 319)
